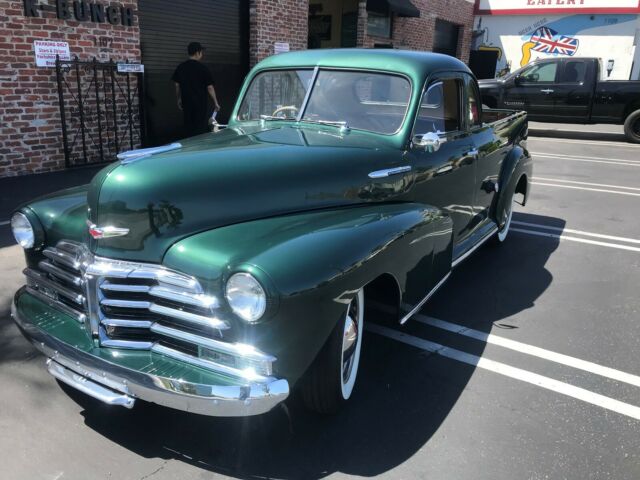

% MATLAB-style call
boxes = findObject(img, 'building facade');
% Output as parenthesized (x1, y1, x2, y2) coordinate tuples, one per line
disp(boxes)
(471, 0, 640, 80)
(1, 0, 474, 178)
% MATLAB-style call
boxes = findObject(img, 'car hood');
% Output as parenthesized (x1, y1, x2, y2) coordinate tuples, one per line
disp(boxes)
(88, 125, 407, 262)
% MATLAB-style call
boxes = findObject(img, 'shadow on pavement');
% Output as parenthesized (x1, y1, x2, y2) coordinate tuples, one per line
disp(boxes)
(3, 212, 565, 478)
(529, 128, 628, 144)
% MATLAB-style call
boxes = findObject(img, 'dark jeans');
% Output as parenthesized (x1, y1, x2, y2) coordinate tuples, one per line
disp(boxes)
(183, 110, 209, 137)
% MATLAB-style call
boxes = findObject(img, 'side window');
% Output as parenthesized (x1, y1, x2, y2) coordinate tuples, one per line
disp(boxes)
(465, 77, 482, 128)
(521, 62, 558, 83)
(559, 61, 587, 84)
(414, 78, 461, 135)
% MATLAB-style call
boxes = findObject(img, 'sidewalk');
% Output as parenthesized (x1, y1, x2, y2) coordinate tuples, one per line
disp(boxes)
(0, 165, 104, 220)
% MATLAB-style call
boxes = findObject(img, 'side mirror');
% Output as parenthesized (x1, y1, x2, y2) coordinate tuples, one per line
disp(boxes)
(514, 74, 524, 86)
(412, 132, 447, 153)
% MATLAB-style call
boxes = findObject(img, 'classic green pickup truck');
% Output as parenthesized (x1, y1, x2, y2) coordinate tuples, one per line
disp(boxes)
(10, 49, 531, 417)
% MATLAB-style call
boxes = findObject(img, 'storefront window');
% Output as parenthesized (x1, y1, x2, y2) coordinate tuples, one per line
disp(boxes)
(367, 12, 391, 38)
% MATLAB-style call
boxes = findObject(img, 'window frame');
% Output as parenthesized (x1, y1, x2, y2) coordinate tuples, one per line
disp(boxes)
(411, 73, 466, 140)
(518, 61, 559, 85)
(236, 66, 414, 136)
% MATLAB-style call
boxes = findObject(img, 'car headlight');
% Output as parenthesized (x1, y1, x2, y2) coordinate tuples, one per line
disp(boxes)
(11, 212, 35, 249)
(225, 272, 267, 323)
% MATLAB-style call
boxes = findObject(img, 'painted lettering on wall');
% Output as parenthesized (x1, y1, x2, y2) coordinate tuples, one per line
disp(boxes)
(476, 0, 640, 15)
(23, 0, 135, 26)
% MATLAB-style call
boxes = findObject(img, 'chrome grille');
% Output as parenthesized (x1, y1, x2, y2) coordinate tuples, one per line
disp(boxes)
(25, 240, 275, 378)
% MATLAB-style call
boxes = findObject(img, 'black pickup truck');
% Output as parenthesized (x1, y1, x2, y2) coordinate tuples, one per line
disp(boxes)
(478, 57, 640, 142)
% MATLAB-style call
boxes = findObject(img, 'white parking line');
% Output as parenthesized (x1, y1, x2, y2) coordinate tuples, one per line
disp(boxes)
(534, 152, 640, 164)
(529, 137, 640, 149)
(512, 221, 640, 245)
(512, 228, 640, 252)
(533, 153, 640, 168)
(533, 177, 640, 192)
(367, 324, 640, 421)
(414, 315, 640, 388)
(532, 181, 640, 197)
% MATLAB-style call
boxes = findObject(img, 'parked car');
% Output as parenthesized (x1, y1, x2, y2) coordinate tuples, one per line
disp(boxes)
(10, 49, 532, 417)
(478, 57, 640, 143)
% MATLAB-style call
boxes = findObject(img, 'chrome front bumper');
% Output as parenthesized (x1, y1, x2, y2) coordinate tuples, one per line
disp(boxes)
(11, 289, 289, 417)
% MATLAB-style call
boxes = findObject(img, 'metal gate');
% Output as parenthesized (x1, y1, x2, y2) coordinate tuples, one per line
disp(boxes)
(55, 56, 146, 168)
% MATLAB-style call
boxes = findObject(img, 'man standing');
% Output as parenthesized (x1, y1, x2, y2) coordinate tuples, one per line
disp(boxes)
(172, 42, 221, 137)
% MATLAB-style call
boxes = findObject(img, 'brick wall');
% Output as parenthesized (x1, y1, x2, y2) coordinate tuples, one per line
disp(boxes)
(359, 0, 475, 63)
(0, 0, 140, 177)
(249, 0, 309, 66)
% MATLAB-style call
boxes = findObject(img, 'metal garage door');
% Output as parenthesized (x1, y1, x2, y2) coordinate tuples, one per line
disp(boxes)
(138, 0, 249, 145)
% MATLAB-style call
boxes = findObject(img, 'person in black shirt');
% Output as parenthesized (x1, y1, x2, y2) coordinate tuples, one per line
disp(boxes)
(172, 42, 221, 137)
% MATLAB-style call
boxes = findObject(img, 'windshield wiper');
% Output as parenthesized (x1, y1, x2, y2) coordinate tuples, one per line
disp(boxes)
(259, 115, 297, 121)
(301, 119, 350, 131)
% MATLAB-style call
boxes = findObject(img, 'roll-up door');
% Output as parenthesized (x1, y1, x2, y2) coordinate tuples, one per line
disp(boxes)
(139, 0, 249, 145)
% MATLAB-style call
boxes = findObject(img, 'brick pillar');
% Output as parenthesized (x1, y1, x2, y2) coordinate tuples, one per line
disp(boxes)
(356, 1, 368, 47)
(249, 0, 310, 67)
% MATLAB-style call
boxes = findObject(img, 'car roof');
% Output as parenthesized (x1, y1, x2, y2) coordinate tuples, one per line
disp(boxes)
(253, 49, 471, 82)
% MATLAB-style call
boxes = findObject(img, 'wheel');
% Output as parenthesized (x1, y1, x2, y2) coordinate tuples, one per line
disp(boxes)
(301, 289, 364, 414)
(493, 190, 514, 245)
(623, 109, 640, 144)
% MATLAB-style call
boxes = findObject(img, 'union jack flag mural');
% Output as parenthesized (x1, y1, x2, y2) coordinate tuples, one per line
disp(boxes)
(530, 26, 579, 56)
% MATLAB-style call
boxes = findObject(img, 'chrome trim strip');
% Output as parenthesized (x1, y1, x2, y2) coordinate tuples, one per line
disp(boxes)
(98, 328, 154, 350)
(38, 260, 83, 286)
(100, 298, 151, 309)
(100, 282, 150, 293)
(147, 286, 219, 309)
(24, 269, 85, 305)
(101, 318, 154, 329)
(150, 323, 276, 364)
(296, 65, 319, 122)
(451, 226, 498, 268)
(149, 304, 229, 330)
(25, 286, 86, 323)
(151, 344, 268, 382)
(368, 165, 412, 179)
(400, 272, 451, 325)
(47, 359, 135, 408)
(42, 247, 81, 270)
(99, 298, 229, 330)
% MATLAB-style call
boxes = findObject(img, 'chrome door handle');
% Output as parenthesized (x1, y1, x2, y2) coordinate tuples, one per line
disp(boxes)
(541, 89, 554, 94)
(368, 166, 412, 179)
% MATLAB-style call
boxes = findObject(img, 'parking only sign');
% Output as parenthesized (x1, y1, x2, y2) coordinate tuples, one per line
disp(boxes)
(34, 41, 71, 67)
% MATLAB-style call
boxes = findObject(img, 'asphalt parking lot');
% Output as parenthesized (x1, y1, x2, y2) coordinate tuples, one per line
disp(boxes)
(0, 124, 639, 480)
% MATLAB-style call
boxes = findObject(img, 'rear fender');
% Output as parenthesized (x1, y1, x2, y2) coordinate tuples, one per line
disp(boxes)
(493, 146, 532, 226)
(164, 203, 453, 383)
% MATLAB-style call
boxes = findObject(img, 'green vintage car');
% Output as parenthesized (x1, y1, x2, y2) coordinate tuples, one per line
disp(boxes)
(10, 49, 532, 416)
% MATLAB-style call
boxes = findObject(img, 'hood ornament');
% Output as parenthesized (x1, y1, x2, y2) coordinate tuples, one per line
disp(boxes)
(87, 220, 129, 239)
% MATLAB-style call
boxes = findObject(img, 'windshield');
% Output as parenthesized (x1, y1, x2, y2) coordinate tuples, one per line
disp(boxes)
(237, 69, 411, 134)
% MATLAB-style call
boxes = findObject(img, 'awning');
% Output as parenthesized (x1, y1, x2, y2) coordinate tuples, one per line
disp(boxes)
(367, 0, 421, 18)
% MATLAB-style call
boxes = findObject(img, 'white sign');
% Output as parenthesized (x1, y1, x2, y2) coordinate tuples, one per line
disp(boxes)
(117, 63, 144, 73)
(274, 42, 290, 54)
(476, 0, 640, 15)
(34, 40, 71, 67)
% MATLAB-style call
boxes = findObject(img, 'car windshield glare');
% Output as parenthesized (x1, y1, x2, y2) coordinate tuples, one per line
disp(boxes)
(237, 69, 411, 135)
(237, 69, 314, 121)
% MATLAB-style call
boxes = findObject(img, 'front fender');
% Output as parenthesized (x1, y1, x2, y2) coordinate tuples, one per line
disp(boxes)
(494, 145, 532, 226)
(163, 203, 452, 384)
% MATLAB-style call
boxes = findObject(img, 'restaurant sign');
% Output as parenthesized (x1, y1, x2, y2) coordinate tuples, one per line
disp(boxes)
(475, 0, 640, 15)
(23, 0, 134, 26)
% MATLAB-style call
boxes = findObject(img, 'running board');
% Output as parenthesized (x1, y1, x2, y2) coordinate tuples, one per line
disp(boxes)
(452, 226, 498, 268)
(400, 272, 451, 325)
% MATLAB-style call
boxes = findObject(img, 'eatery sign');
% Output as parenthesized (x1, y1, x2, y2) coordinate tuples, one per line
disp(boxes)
(23, 0, 134, 26)
(475, 0, 640, 15)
